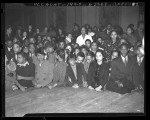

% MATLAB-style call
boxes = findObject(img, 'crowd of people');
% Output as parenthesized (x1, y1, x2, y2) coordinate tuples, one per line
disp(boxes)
(5, 21, 144, 94)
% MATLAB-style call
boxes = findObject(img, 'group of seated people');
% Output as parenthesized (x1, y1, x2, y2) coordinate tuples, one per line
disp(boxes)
(5, 21, 144, 94)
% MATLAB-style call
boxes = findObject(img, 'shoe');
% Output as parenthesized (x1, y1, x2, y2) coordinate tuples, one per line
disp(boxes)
(48, 85, 53, 89)
(72, 84, 79, 88)
(53, 83, 57, 87)
(12, 85, 18, 91)
(95, 86, 102, 92)
(88, 86, 94, 90)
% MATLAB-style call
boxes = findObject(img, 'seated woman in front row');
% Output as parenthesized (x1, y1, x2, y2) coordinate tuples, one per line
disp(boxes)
(15, 52, 35, 91)
(87, 49, 109, 91)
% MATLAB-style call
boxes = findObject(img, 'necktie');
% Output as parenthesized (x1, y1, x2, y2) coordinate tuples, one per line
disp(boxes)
(124, 57, 127, 66)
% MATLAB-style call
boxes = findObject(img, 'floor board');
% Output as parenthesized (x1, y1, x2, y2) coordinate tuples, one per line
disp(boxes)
(5, 86, 144, 117)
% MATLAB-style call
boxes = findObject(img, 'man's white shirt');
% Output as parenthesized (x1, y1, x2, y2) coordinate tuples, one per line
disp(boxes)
(76, 34, 93, 46)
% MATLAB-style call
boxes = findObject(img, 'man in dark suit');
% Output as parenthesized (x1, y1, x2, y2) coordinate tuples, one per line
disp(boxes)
(106, 43, 135, 94)
(132, 44, 144, 91)
(65, 53, 87, 88)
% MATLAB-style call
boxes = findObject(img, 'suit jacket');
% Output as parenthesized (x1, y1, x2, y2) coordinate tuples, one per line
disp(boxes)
(109, 55, 134, 82)
(65, 63, 87, 87)
(5, 46, 13, 63)
(87, 61, 109, 88)
(131, 55, 144, 87)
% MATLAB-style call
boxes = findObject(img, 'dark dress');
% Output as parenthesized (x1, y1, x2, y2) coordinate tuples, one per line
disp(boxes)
(87, 61, 109, 89)
(16, 61, 35, 87)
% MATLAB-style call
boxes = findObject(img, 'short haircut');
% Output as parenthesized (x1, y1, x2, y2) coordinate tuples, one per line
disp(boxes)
(95, 49, 106, 58)
(68, 52, 76, 60)
(36, 48, 45, 56)
(17, 51, 27, 60)
(77, 52, 85, 59)
(87, 51, 95, 58)
(13, 42, 21, 47)
(44, 41, 54, 49)
(85, 39, 91, 43)
(119, 43, 129, 50)
(111, 49, 120, 56)
(56, 49, 65, 61)
(81, 45, 88, 51)
(127, 26, 134, 32)
(110, 30, 118, 37)
(137, 21, 144, 28)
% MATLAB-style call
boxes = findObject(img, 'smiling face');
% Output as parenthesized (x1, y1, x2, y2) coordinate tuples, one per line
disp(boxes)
(37, 53, 44, 62)
(17, 54, 25, 64)
(111, 51, 119, 60)
(81, 27, 86, 35)
(110, 31, 117, 41)
(91, 42, 97, 51)
(13, 44, 20, 53)
(127, 27, 132, 35)
(120, 45, 128, 57)
(96, 52, 103, 62)
(85, 41, 91, 48)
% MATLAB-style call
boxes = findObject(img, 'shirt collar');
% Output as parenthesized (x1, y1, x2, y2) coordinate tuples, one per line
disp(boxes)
(17, 61, 29, 67)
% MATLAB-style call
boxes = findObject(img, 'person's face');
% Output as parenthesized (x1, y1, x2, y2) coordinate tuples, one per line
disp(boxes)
(74, 44, 79, 48)
(17, 29, 21, 34)
(81, 28, 86, 35)
(85, 41, 91, 48)
(37, 36, 41, 41)
(47, 37, 51, 41)
(36, 29, 40, 33)
(37, 54, 44, 62)
(7, 28, 12, 34)
(91, 43, 97, 51)
(67, 34, 72, 39)
(120, 45, 128, 57)
(13, 44, 20, 53)
(23, 32, 27, 37)
(29, 45, 35, 53)
(97, 38, 102, 43)
(38, 43, 43, 48)
(23, 47, 29, 53)
(7, 41, 12, 48)
(69, 58, 76, 66)
(46, 47, 53, 53)
(58, 29, 62, 34)
(29, 25, 32, 30)
(17, 54, 25, 64)
(30, 38, 35, 43)
(66, 46, 72, 52)
(44, 27, 48, 31)
(127, 28, 132, 35)
(86, 55, 93, 63)
(13, 38, 18, 44)
(139, 23, 144, 31)
(77, 56, 84, 63)
(75, 49, 80, 55)
(96, 52, 103, 62)
(74, 26, 78, 30)
(136, 47, 144, 57)
(120, 39, 126, 45)
(111, 31, 117, 40)
(59, 42, 65, 49)
(111, 52, 118, 60)
(81, 48, 87, 55)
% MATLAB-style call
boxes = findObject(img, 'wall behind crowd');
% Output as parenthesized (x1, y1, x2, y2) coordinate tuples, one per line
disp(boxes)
(5, 3, 144, 32)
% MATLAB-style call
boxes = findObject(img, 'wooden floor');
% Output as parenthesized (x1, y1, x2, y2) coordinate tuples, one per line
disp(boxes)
(5, 86, 144, 117)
